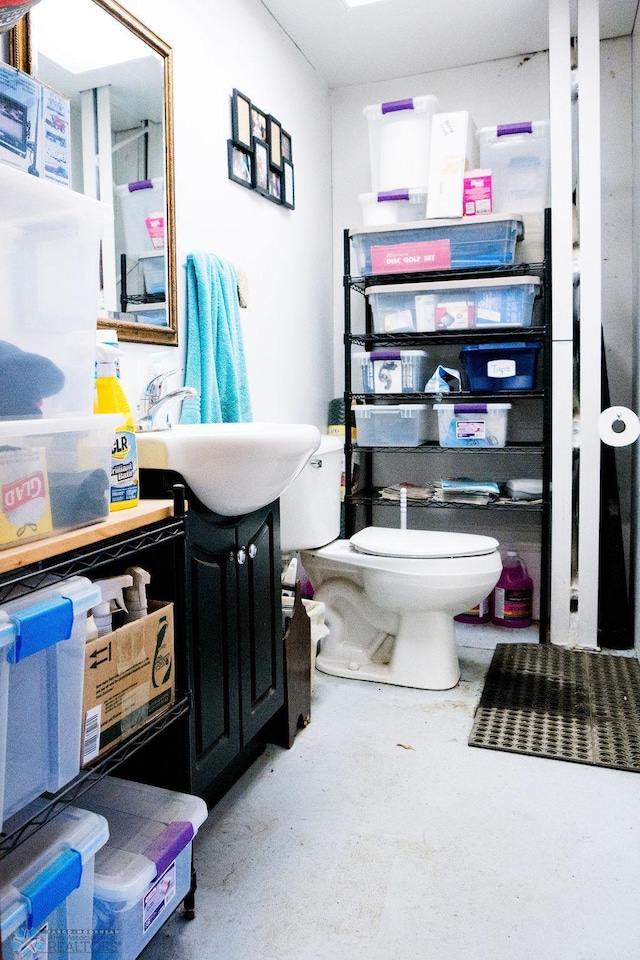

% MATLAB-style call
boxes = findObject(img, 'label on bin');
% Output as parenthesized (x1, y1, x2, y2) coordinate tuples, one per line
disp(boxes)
(487, 359, 516, 378)
(143, 861, 176, 932)
(371, 240, 451, 274)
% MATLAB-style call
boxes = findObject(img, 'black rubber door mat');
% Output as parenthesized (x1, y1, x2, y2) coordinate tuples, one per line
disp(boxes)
(469, 643, 640, 773)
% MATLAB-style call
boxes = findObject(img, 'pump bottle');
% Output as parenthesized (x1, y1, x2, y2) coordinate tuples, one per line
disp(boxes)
(94, 343, 139, 511)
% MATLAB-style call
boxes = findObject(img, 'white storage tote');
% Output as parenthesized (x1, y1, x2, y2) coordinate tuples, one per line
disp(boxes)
(0, 805, 109, 960)
(81, 776, 208, 960)
(477, 121, 550, 213)
(0, 164, 110, 419)
(0, 576, 100, 830)
(364, 95, 439, 194)
(355, 349, 429, 394)
(358, 189, 428, 226)
(355, 404, 429, 447)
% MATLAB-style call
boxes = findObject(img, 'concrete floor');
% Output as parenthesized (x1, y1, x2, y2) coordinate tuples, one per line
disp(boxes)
(139, 641, 640, 960)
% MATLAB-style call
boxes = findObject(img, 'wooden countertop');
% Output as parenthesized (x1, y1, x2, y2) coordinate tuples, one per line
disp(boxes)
(0, 500, 177, 574)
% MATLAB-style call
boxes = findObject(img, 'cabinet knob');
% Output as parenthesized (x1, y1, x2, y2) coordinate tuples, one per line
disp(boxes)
(248, 543, 258, 559)
(237, 547, 247, 565)
(228, 551, 235, 564)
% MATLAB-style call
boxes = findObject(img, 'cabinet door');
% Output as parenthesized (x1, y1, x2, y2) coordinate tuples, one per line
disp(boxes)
(187, 512, 241, 796)
(237, 505, 284, 743)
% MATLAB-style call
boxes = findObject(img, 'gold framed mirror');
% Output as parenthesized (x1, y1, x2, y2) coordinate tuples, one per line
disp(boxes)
(10, 0, 177, 346)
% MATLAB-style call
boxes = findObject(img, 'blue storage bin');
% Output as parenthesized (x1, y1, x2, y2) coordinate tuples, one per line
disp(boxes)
(350, 215, 523, 276)
(0, 805, 109, 960)
(460, 341, 542, 392)
(0, 576, 101, 830)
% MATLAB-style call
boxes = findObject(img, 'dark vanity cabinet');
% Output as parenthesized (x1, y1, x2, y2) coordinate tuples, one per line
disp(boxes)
(186, 502, 284, 803)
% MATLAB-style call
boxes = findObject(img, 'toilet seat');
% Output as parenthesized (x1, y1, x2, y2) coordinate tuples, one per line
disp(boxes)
(350, 526, 499, 559)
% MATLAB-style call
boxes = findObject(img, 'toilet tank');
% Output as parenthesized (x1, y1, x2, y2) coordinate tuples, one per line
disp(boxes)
(279, 435, 343, 552)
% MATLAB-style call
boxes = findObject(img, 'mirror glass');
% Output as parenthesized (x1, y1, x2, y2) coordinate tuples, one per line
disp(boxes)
(12, 0, 177, 345)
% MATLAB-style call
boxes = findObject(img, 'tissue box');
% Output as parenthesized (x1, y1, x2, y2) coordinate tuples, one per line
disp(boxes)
(463, 169, 492, 216)
(82, 601, 175, 766)
(426, 111, 478, 219)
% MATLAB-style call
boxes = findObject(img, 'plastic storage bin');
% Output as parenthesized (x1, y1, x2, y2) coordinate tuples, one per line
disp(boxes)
(0, 576, 100, 830)
(364, 95, 439, 194)
(460, 341, 542, 391)
(0, 164, 110, 419)
(0, 805, 109, 960)
(477, 121, 550, 213)
(0, 414, 118, 550)
(355, 349, 429, 394)
(115, 178, 165, 257)
(366, 275, 540, 334)
(355, 404, 429, 447)
(125, 302, 168, 326)
(350, 215, 522, 277)
(138, 251, 165, 295)
(359, 189, 427, 226)
(433, 402, 511, 447)
(80, 777, 208, 960)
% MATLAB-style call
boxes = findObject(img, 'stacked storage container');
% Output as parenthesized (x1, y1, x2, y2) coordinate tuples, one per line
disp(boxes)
(0, 163, 117, 550)
(0, 576, 101, 830)
(359, 95, 439, 225)
(80, 776, 208, 960)
(0, 806, 109, 960)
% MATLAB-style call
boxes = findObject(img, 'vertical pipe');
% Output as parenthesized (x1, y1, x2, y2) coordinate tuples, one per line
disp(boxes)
(548, 0, 576, 644)
(576, 0, 602, 648)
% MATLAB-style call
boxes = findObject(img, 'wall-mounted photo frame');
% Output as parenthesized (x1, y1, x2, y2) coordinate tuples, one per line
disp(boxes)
(268, 115, 282, 170)
(282, 159, 295, 209)
(251, 105, 267, 142)
(231, 88, 252, 149)
(227, 140, 253, 188)
(253, 138, 270, 196)
(281, 130, 292, 163)
(268, 169, 282, 204)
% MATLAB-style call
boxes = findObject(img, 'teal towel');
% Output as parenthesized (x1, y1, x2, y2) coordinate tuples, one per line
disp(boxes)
(181, 252, 252, 424)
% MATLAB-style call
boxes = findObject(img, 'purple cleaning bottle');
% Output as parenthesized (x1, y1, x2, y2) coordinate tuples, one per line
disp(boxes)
(491, 550, 533, 628)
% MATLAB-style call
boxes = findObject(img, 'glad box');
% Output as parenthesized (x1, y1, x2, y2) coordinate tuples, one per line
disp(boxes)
(0, 446, 53, 546)
(82, 601, 175, 766)
(370, 239, 451, 274)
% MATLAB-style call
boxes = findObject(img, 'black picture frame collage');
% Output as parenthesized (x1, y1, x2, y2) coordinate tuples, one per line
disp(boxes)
(228, 88, 295, 209)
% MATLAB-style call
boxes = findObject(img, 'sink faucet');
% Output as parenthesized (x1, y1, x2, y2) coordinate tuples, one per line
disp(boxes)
(137, 369, 198, 431)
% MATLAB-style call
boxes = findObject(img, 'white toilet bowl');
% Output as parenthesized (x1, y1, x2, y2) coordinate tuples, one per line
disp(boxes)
(279, 436, 501, 690)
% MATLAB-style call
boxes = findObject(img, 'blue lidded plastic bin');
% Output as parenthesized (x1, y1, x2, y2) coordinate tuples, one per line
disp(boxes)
(460, 341, 542, 392)
(0, 805, 109, 960)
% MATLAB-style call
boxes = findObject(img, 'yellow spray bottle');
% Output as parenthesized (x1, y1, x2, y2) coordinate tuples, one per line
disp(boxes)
(94, 342, 139, 510)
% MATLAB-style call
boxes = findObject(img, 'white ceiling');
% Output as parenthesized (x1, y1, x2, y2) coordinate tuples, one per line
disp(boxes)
(259, 0, 639, 88)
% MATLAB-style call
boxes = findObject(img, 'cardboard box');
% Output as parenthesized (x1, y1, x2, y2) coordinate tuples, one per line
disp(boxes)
(82, 601, 175, 766)
(0, 64, 70, 185)
(0, 64, 41, 175)
(426, 111, 478, 219)
(0, 446, 53, 546)
(40, 82, 71, 187)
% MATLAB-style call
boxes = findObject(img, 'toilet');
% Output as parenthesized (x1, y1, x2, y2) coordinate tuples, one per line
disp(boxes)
(279, 435, 502, 690)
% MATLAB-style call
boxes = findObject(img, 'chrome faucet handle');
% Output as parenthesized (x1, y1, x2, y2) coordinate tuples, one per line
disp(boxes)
(140, 368, 183, 417)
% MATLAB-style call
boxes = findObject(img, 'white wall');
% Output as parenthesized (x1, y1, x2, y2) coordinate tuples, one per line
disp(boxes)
(101, 0, 335, 430)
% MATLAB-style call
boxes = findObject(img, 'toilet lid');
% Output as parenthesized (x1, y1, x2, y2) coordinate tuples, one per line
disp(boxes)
(350, 527, 499, 559)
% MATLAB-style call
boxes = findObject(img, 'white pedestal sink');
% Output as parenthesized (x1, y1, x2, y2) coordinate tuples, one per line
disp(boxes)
(137, 422, 321, 517)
